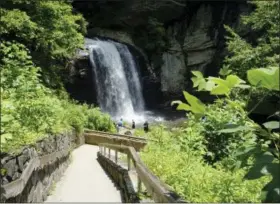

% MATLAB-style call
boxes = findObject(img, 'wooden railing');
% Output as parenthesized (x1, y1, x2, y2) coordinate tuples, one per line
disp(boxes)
(84, 129, 148, 141)
(84, 130, 148, 151)
(98, 143, 186, 203)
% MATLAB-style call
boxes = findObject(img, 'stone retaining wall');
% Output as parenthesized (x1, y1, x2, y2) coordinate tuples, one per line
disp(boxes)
(0, 130, 83, 203)
(97, 152, 139, 203)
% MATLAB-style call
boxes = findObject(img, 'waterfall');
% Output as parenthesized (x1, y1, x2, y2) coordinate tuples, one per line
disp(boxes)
(87, 38, 145, 122)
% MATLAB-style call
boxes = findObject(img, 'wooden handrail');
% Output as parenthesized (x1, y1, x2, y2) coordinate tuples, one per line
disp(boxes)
(99, 143, 185, 203)
(84, 129, 158, 142)
(85, 129, 147, 140)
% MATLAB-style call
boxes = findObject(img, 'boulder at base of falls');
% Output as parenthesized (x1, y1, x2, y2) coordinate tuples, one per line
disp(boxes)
(124, 131, 132, 136)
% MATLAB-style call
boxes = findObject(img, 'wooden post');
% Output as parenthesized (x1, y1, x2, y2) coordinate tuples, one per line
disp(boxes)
(115, 150, 118, 163)
(104, 147, 106, 156)
(109, 148, 111, 159)
(127, 154, 131, 170)
(137, 175, 142, 194)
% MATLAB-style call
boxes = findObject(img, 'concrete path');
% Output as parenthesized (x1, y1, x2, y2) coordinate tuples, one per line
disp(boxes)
(45, 144, 122, 202)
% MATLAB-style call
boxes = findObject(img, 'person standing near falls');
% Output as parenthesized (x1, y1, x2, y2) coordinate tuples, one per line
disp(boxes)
(132, 120, 135, 129)
(117, 118, 123, 133)
(143, 121, 149, 133)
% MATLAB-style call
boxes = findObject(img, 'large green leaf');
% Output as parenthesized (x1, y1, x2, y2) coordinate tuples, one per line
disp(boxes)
(208, 75, 248, 95)
(171, 91, 205, 115)
(176, 103, 192, 111)
(182, 91, 205, 114)
(262, 171, 280, 202)
(171, 100, 192, 111)
(208, 77, 228, 87)
(191, 71, 206, 91)
(210, 84, 230, 95)
(205, 81, 215, 91)
(218, 125, 253, 133)
(226, 75, 245, 88)
(263, 121, 280, 130)
(247, 66, 279, 91)
(245, 152, 276, 180)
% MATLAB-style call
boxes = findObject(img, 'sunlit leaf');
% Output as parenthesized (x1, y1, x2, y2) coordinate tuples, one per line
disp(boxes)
(210, 84, 230, 95)
(177, 103, 192, 111)
(247, 67, 279, 91)
(205, 81, 215, 91)
(182, 91, 205, 114)
(218, 125, 253, 133)
(226, 75, 245, 88)
(263, 121, 280, 130)
(219, 66, 232, 76)
(191, 71, 206, 91)
(171, 100, 182, 106)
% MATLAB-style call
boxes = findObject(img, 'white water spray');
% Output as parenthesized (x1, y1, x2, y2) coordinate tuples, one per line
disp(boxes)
(87, 38, 146, 122)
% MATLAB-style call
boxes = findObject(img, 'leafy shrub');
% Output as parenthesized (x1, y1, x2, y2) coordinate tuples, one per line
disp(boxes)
(0, 0, 87, 87)
(84, 107, 115, 132)
(0, 41, 115, 154)
(199, 99, 257, 163)
(141, 127, 268, 202)
(172, 66, 279, 201)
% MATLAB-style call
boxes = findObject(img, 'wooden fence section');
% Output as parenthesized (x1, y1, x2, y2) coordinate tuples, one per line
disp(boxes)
(84, 129, 147, 141)
(84, 130, 147, 151)
(98, 143, 186, 203)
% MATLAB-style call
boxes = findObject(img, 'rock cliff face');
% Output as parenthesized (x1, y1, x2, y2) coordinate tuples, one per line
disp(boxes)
(159, 2, 250, 96)
(72, 0, 250, 106)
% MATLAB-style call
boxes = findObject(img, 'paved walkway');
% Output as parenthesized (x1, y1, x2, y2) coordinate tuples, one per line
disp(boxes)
(45, 144, 122, 202)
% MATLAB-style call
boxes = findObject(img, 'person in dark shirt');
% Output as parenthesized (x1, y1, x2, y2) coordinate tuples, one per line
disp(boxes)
(132, 120, 135, 129)
(143, 121, 149, 133)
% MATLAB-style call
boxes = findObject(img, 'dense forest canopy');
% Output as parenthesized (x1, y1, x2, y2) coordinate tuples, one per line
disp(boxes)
(0, 0, 115, 154)
(0, 0, 87, 87)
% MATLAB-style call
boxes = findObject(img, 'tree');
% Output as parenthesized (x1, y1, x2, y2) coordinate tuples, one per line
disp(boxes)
(0, 0, 87, 87)
(224, 1, 279, 79)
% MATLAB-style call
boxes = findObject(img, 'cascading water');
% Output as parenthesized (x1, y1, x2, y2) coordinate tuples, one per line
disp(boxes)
(87, 38, 145, 122)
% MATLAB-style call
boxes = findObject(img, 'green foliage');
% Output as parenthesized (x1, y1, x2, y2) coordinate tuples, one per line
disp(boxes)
(200, 100, 256, 163)
(247, 66, 279, 91)
(0, 0, 87, 87)
(0, 41, 115, 153)
(223, 0, 279, 100)
(219, 66, 232, 77)
(173, 65, 280, 202)
(140, 126, 268, 202)
(171, 91, 205, 116)
(133, 17, 169, 55)
(191, 70, 249, 97)
(224, 1, 279, 79)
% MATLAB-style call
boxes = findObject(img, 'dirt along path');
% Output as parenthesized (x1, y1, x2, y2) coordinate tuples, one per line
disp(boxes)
(45, 144, 122, 202)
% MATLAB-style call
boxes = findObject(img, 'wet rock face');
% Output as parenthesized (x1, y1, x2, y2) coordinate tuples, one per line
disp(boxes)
(71, 1, 250, 106)
(161, 25, 187, 94)
(184, 4, 216, 71)
(159, 2, 250, 95)
(72, 0, 186, 28)
(65, 54, 98, 105)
